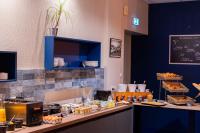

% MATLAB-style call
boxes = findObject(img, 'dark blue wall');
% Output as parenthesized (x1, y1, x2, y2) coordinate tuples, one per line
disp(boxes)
(132, 1, 200, 99)
(131, 1, 200, 133)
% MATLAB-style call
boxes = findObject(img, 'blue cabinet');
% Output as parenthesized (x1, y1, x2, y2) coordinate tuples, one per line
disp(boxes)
(44, 36, 101, 70)
(0, 51, 17, 82)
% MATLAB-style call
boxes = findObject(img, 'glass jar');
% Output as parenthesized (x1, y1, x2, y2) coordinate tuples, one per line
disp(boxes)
(147, 93, 153, 102)
(0, 94, 6, 125)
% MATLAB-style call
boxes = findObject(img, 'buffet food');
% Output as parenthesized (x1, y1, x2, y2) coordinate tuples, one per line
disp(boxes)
(157, 72, 182, 80)
(167, 95, 194, 105)
(106, 101, 116, 108)
(192, 83, 200, 91)
(74, 106, 92, 115)
(43, 115, 62, 124)
(162, 81, 189, 93)
(114, 92, 152, 102)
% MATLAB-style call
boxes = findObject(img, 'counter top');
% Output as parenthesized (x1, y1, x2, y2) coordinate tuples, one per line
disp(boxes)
(10, 105, 132, 133)
(132, 102, 200, 111)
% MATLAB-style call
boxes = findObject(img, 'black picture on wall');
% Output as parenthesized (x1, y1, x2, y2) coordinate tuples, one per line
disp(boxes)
(109, 38, 122, 58)
(169, 35, 200, 65)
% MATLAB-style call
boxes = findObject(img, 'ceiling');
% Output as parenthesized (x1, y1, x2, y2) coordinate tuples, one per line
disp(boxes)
(144, 0, 197, 4)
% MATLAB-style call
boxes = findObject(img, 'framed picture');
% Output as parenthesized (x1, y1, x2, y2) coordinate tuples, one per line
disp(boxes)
(109, 38, 122, 58)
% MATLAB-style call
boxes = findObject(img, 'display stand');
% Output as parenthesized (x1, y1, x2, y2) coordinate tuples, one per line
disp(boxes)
(156, 73, 183, 100)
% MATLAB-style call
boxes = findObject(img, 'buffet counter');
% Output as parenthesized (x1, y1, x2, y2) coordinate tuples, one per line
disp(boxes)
(10, 105, 133, 133)
(6, 102, 200, 133)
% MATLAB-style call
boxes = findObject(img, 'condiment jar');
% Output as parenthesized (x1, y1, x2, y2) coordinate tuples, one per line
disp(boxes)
(147, 93, 153, 102)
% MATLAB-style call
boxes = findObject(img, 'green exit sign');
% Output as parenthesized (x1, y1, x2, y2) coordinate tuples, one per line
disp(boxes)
(132, 17, 140, 26)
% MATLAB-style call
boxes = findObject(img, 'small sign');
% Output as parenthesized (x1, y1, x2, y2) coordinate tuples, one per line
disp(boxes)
(123, 6, 128, 16)
(132, 17, 140, 26)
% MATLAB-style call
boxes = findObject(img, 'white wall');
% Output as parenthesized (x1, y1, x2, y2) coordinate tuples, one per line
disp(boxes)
(0, 0, 148, 90)
(127, 0, 149, 34)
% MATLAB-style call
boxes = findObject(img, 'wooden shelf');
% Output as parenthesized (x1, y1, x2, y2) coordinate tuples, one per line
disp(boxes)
(0, 51, 17, 82)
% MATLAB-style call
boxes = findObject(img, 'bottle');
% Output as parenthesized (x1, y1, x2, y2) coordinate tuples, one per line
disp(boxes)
(0, 94, 6, 125)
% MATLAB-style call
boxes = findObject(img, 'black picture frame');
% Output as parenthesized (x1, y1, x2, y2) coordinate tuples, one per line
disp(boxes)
(109, 38, 122, 58)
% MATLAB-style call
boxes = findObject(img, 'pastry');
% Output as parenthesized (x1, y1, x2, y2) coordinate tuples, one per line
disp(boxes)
(192, 83, 200, 91)
(160, 72, 179, 78)
(165, 82, 182, 90)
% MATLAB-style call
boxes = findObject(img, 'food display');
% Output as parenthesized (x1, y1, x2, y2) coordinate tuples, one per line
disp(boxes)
(92, 100, 101, 107)
(162, 81, 189, 93)
(192, 83, 200, 98)
(192, 83, 200, 91)
(106, 101, 116, 108)
(43, 115, 62, 124)
(157, 73, 183, 80)
(73, 102, 113, 115)
(114, 92, 152, 102)
(74, 106, 92, 115)
(167, 95, 194, 105)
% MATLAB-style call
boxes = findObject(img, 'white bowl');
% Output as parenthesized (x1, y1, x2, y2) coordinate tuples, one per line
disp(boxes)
(138, 84, 146, 92)
(83, 61, 98, 67)
(128, 84, 137, 92)
(118, 84, 127, 92)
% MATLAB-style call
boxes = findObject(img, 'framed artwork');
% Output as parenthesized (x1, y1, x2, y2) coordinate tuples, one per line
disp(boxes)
(109, 38, 122, 58)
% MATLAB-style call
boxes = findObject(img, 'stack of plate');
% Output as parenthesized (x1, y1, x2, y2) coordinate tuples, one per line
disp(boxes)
(82, 61, 98, 67)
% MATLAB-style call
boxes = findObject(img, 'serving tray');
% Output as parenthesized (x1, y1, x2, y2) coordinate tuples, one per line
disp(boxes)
(141, 102, 166, 106)
(162, 81, 189, 93)
(156, 73, 183, 81)
(167, 95, 193, 105)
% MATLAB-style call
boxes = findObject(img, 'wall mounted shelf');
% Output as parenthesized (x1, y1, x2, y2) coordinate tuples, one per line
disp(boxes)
(0, 51, 17, 82)
(44, 36, 101, 70)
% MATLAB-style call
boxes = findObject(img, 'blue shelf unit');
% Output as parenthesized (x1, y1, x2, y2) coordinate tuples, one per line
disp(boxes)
(44, 36, 101, 70)
(0, 51, 17, 82)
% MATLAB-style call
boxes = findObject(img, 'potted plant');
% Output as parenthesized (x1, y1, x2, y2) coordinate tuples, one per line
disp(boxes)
(46, 0, 70, 36)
